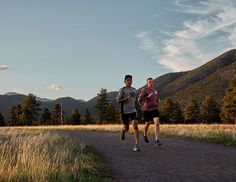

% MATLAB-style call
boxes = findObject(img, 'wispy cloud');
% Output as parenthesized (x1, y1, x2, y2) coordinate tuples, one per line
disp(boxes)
(0, 65, 9, 72)
(174, 0, 220, 15)
(10, 88, 25, 94)
(151, 12, 162, 18)
(228, 27, 236, 46)
(49, 84, 63, 91)
(136, 0, 236, 72)
(136, 31, 157, 50)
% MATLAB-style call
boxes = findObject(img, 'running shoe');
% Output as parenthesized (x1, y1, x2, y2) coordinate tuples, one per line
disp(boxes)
(143, 135, 149, 143)
(133, 145, 140, 152)
(120, 130, 125, 140)
(155, 140, 162, 146)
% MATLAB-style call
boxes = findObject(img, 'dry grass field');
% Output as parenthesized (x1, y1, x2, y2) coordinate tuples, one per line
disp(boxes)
(0, 128, 112, 182)
(8, 124, 235, 146)
(0, 124, 235, 181)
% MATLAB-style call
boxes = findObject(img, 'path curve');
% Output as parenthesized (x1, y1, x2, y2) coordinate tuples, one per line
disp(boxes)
(66, 131, 236, 182)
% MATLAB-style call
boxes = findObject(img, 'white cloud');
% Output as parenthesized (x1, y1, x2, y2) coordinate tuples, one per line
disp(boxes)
(136, 0, 236, 72)
(49, 84, 63, 91)
(136, 31, 157, 50)
(151, 12, 161, 18)
(174, 0, 221, 15)
(228, 27, 236, 46)
(10, 88, 25, 94)
(0, 65, 9, 72)
(136, 29, 204, 71)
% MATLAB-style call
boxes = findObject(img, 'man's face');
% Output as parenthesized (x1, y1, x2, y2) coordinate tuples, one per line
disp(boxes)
(147, 79, 154, 88)
(125, 78, 132, 87)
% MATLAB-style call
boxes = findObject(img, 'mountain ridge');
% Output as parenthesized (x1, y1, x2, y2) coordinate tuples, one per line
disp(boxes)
(1, 49, 236, 117)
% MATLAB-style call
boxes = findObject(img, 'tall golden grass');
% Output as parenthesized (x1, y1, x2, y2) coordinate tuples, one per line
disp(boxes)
(154, 124, 236, 145)
(0, 128, 112, 182)
(6, 124, 235, 146)
(0, 124, 234, 181)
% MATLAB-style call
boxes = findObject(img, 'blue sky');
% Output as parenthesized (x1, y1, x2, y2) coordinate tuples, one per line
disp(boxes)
(1, 0, 236, 100)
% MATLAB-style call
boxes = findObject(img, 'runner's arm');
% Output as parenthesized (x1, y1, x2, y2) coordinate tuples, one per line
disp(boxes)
(156, 98, 161, 107)
(135, 98, 141, 107)
(138, 89, 149, 102)
(117, 89, 131, 103)
(117, 97, 129, 103)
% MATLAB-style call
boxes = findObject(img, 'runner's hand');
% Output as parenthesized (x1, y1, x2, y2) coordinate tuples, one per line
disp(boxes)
(128, 93, 132, 100)
(147, 92, 154, 98)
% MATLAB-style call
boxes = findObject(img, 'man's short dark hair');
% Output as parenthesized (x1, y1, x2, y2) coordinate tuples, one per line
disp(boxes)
(147, 77, 153, 81)
(125, 75, 132, 81)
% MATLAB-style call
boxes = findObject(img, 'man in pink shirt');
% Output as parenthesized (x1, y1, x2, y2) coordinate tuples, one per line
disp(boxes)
(138, 78, 161, 145)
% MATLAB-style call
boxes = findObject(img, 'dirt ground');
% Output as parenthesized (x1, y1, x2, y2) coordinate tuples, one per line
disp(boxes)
(66, 131, 236, 182)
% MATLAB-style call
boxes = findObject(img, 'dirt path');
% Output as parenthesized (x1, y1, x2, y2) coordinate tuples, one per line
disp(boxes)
(66, 131, 236, 182)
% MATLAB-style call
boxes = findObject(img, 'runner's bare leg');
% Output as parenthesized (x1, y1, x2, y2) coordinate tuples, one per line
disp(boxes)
(153, 117, 160, 140)
(144, 122, 150, 136)
(123, 123, 129, 132)
(132, 119, 139, 145)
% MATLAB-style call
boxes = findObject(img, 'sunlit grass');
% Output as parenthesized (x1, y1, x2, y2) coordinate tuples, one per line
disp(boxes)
(0, 128, 113, 182)
(0, 124, 234, 181)
(5, 124, 235, 146)
(152, 124, 236, 146)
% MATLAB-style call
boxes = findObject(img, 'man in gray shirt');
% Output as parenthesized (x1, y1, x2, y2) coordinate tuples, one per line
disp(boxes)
(117, 75, 140, 152)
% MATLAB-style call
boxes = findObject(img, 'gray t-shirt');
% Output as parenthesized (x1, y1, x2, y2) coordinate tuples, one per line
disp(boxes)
(116, 87, 137, 114)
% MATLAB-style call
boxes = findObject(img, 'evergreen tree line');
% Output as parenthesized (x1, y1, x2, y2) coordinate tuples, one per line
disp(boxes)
(0, 94, 94, 126)
(160, 78, 236, 124)
(95, 88, 121, 124)
(0, 79, 235, 126)
(95, 79, 236, 124)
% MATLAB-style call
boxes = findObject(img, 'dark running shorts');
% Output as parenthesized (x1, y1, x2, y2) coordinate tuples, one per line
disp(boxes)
(122, 112, 137, 125)
(143, 109, 159, 122)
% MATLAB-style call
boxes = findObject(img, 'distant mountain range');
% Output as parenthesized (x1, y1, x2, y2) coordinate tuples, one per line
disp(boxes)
(153, 49, 236, 105)
(1, 49, 236, 118)
(0, 91, 118, 118)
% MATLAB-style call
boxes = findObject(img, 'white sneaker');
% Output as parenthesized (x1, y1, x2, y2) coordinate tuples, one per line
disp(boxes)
(133, 145, 140, 152)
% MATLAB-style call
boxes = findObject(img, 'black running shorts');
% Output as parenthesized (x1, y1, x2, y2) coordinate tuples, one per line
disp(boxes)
(143, 109, 159, 122)
(122, 112, 137, 125)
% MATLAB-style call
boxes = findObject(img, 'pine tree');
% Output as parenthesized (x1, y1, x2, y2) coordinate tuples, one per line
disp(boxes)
(84, 108, 93, 124)
(104, 103, 121, 124)
(52, 104, 63, 125)
(20, 94, 41, 125)
(221, 79, 236, 124)
(95, 88, 109, 124)
(0, 113, 4, 126)
(172, 101, 184, 124)
(40, 108, 52, 125)
(8, 106, 18, 126)
(160, 97, 175, 123)
(65, 117, 70, 124)
(160, 98, 183, 123)
(200, 95, 221, 123)
(184, 97, 199, 123)
(69, 109, 81, 125)
(16, 104, 23, 125)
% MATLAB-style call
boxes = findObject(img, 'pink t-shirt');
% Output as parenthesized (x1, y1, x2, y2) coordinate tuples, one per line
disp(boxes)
(139, 87, 160, 111)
